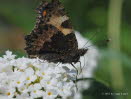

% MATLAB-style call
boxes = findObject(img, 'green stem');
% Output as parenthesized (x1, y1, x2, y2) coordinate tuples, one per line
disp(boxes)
(107, 0, 124, 90)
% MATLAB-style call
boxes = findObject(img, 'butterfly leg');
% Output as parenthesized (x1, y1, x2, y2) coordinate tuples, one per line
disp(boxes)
(78, 61, 82, 75)
(56, 62, 60, 66)
(71, 63, 78, 90)
(71, 63, 78, 76)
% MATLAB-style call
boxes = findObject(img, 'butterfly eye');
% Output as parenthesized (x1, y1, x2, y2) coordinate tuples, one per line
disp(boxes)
(43, 10, 47, 16)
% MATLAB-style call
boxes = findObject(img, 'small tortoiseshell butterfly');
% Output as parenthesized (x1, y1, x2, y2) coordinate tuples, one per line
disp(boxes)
(25, 0, 87, 64)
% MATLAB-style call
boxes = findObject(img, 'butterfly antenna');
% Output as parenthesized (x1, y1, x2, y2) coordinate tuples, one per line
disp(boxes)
(82, 32, 97, 48)
(83, 33, 111, 49)
(89, 38, 110, 49)
(85, 44, 94, 49)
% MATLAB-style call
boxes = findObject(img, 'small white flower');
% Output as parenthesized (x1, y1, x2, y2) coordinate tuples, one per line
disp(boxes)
(44, 89, 58, 99)
(30, 90, 44, 98)
(35, 65, 51, 77)
(3, 50, 16, 60)
(5, 88, 15, 98)
(24, 67, 37, 84)
(18, 86, 29, 94)
(28, 84, 43, 98)
(12, 72, 26, 88)
(57, 82, 75, 97)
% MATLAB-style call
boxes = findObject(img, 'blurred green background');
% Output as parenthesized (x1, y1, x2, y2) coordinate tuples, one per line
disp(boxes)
(0, 0, 131, 99)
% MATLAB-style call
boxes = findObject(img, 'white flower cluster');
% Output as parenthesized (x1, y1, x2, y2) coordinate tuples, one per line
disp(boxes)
(0, 32, 99, 99)
(0, 51, 76, 99)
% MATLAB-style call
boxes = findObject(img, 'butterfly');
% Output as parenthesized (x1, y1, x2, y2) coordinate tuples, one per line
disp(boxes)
(25, 0, 87, 64)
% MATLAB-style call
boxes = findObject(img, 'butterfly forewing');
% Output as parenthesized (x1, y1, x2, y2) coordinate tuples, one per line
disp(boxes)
(25, 0, 87, 63)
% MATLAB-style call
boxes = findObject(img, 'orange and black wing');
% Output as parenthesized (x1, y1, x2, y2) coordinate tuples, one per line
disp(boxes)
(25, 0, 78, 58)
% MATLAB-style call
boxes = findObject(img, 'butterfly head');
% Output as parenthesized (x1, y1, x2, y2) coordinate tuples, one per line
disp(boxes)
(70, 49, 88, 63)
